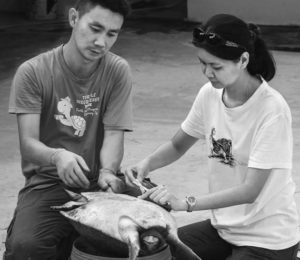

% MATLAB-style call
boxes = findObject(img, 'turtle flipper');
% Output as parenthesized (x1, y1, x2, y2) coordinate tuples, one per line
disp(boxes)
(51, 201, 86, 210)
(64, 189, 89, 202)
(118, 216, 140, 260)
(51, 190, 89, 211)
(166, 232, 202, 260)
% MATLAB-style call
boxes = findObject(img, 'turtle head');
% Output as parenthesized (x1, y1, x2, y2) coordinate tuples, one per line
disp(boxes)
(118, 216, 169, 260)
(139, 227, 168, 255)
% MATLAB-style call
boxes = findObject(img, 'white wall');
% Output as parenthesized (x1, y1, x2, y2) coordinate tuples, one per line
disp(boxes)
(187, 0, 300, 25)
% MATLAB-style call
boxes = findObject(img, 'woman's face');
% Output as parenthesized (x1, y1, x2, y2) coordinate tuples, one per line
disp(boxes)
(197, 48, 244, 89)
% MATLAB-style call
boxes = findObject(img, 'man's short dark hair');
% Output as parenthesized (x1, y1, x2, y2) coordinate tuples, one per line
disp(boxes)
(75, 0, 131, 18)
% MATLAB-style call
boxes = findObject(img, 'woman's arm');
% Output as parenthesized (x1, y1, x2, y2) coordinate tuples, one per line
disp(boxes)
(191, 167, 271, 210)
(147, 128, 199, 171)
(125, 128, 200, 183)
(140, 167, 271, 211)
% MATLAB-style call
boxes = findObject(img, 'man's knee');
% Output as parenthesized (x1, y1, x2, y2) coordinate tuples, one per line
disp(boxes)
(5, 234, 54, 259)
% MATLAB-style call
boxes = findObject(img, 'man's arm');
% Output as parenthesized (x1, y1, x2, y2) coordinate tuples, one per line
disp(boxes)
(17, 113, 90, 188)
(18, 113, 55, 165)
(98, 129, 126, 192)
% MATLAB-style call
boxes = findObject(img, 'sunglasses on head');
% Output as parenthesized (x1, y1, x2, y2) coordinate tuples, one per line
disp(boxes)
(192, 27, 246, 50)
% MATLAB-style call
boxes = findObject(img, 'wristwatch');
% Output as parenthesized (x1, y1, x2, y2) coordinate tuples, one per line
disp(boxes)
(185, 196, 196, 212)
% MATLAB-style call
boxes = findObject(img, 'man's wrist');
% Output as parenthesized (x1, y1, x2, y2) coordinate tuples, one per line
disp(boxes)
(100, 168, 116, 175)
(50, 148, 66, 166)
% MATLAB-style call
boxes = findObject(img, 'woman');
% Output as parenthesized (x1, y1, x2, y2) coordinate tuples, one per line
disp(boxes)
(125, 14, 300, 260)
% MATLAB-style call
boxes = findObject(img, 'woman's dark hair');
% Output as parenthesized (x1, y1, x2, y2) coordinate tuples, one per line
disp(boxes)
(193, 14, 276, 81)
(75, 0, 131, 18)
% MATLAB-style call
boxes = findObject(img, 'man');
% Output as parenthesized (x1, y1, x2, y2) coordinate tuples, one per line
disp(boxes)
(4, 0, 132, 259)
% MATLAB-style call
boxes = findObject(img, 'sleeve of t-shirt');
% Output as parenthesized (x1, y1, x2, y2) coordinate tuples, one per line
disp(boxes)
(9, 61, 42, 114)
(249, 113, 293, 169)
(181, 85, 207, 139)
(103, 59, 133, 131)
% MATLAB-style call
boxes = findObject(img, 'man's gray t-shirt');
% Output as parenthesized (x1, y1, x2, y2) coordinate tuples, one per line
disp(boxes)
(9, 45, 133, 188)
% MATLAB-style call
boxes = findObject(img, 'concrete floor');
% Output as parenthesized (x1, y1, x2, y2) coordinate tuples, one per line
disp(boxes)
(0, 12, 300, 256)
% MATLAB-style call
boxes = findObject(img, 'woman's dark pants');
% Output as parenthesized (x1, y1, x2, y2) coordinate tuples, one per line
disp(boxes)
(176, 219, 299, 260)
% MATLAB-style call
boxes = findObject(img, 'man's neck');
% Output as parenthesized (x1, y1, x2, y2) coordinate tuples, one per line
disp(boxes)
(63, 42, 100, 78)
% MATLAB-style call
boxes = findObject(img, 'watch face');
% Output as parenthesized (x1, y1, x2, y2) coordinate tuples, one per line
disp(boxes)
(186, 196, 196, 212)
(187, 196, 196, 204)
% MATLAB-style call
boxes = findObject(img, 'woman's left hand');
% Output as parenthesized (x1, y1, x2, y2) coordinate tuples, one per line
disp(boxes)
(138, 185, 187, 211)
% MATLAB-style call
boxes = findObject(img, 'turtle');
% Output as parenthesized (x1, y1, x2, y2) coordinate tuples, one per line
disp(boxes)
(54, 96, 86, 137)
(52, 190, 202, 260)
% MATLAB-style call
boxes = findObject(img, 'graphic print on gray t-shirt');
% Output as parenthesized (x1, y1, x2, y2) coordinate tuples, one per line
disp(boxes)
(54, 93, 101, 137)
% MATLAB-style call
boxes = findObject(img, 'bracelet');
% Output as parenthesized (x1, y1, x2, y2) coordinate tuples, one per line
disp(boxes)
(50, 148, 66, 166)
(100, 168, 116, 175)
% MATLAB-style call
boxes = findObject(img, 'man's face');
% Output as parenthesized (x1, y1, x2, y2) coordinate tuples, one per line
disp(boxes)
(71, 5, 124, 62)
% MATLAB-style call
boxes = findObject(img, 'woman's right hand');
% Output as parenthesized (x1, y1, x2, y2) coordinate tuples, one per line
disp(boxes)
(124, 159, 150, 186)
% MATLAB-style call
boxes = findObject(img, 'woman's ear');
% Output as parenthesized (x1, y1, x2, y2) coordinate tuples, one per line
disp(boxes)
(69, 8, 79, 28)
(240, 52, 250, 69)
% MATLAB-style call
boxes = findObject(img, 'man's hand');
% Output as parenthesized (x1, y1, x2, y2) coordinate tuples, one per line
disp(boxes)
(52, 149, 90, 189)
(98, 168, 125, 193)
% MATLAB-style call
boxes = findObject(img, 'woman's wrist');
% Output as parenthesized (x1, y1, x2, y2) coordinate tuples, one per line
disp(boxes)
(141, 157, 152, 172)
(179, 199, 189, 211)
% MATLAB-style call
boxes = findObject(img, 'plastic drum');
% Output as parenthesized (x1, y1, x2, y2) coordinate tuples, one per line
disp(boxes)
(70, 238, 172, 260)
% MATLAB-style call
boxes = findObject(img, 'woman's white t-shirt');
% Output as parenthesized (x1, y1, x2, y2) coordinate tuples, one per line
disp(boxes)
(181, 79, 299, 249)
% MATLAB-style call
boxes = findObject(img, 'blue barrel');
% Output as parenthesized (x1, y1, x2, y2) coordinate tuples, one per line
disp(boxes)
(70, 238, 172, 260)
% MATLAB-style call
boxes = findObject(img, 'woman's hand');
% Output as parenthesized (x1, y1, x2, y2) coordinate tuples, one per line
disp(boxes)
(139, 185, 187, 211)
(124, 159, 150, 186)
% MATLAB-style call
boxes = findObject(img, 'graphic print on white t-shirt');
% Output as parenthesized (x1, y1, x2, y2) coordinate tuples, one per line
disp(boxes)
(208, 127, 235, 167)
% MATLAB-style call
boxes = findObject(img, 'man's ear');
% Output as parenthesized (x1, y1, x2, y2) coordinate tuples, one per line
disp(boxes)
(69, 8, 79, 27)
(240, 52, 250, 69)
